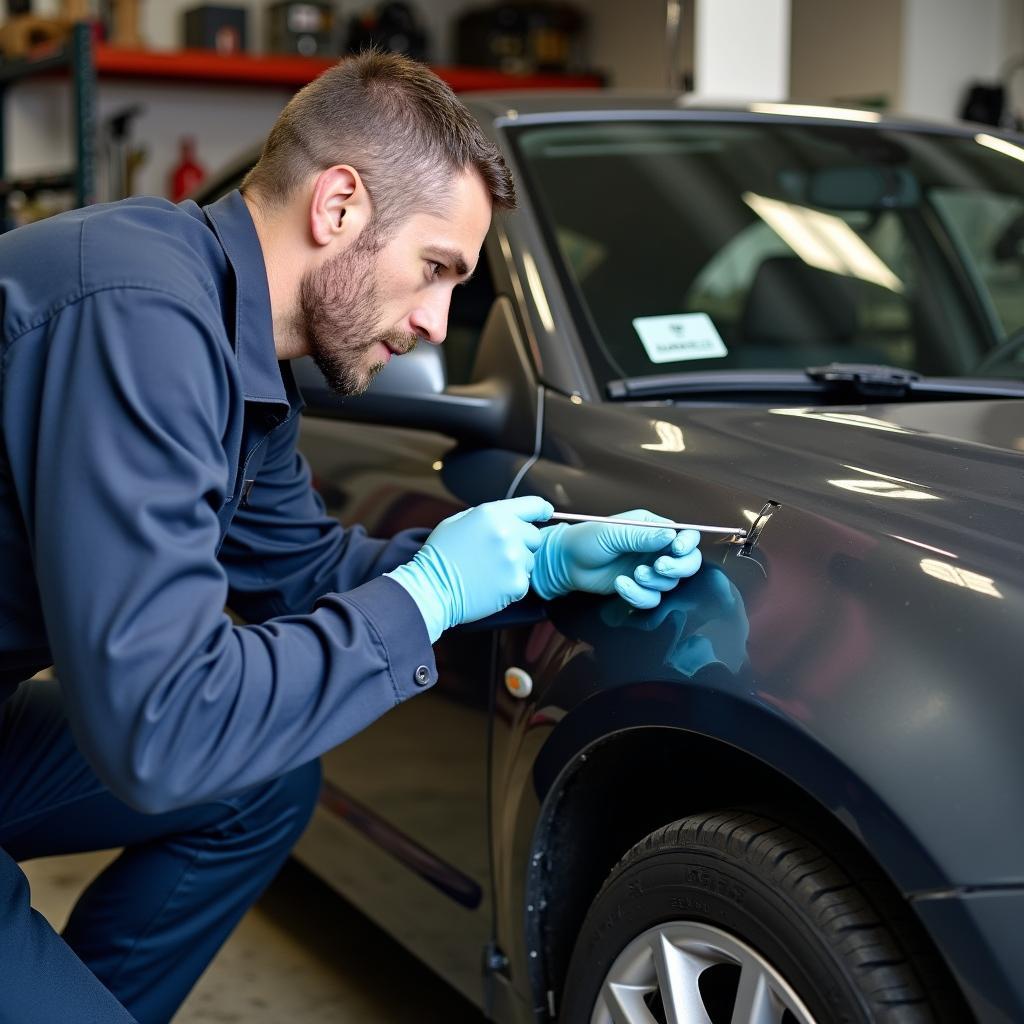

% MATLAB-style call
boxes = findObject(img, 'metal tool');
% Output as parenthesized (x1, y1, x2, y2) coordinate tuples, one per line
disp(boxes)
(549, 512, 748, 537)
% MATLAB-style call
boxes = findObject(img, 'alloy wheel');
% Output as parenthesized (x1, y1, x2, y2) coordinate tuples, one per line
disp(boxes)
(590, 921, 817, 1024)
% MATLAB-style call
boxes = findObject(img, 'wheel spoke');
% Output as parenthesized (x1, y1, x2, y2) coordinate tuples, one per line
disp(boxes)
(594, 922, 817, 1024)
(652, 934, 714, 1024)
(603, 981, 660, 1024)
(730, 961, 778, 1024)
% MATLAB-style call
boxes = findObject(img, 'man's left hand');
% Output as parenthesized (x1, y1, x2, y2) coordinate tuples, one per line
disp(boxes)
(530, 509, 702, 609)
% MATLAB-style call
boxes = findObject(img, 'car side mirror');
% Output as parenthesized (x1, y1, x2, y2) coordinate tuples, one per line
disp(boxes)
(293, 338, 448, 405)
(292, 296, 538, 452)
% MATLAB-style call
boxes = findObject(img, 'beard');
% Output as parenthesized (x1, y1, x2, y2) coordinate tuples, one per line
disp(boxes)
(297, 230, 418, 397)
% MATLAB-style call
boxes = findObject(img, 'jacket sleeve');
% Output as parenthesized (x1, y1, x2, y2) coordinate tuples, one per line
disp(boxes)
(30, 287, 436, 814)
(220, 411, 428, 622)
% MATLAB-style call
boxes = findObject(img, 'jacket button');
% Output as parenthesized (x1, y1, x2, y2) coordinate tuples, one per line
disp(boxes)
(414, 665, 432, 687)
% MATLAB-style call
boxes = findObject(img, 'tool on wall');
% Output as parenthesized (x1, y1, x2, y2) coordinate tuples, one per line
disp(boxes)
(101, 104, 146, 201)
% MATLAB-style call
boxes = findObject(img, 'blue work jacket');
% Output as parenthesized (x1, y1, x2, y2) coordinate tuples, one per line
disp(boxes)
(0, 190, 436, 813)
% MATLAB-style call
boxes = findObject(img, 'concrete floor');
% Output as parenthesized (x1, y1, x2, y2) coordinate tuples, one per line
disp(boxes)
(23, 848, 485, 1023)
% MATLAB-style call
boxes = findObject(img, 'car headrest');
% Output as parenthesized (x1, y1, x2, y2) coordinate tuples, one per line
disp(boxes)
(739, 256, 862, 348)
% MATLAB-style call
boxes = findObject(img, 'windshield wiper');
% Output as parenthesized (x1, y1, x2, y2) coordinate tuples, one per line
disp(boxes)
(805, 363, 920, 395)
(606, 370, 824, 400)
(606, 363, 1024, 401)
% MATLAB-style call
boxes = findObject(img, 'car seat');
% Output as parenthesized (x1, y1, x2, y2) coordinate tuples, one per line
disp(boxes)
(737, 256, 892, 367)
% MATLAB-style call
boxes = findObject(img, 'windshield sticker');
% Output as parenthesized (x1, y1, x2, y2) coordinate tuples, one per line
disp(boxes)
(633, 313, 728, 363)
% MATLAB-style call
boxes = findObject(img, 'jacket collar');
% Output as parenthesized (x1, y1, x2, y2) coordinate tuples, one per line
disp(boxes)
(202, 189, 296, 411)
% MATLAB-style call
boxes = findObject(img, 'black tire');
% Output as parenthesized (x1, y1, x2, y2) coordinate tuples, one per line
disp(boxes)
(558, 810, 966, 1024)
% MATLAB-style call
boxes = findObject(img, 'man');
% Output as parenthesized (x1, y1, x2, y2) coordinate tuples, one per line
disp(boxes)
(0, 52, 701, 1022)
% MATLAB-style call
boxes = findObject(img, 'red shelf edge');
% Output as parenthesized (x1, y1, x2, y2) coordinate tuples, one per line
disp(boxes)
(92, 46, 602, 91)
(94, 47, 333, 86)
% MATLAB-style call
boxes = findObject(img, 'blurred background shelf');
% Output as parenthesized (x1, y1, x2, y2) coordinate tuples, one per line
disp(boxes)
(91, 46, 603, 90)
(0, 22, 601, 230)
(1, 40, 602, 89)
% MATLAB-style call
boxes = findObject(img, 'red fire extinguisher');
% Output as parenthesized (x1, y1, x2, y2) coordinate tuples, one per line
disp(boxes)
(169, 137, 205, 202)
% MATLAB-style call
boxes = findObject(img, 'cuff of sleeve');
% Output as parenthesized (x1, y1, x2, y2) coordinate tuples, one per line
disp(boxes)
(322, 575, 438, 699)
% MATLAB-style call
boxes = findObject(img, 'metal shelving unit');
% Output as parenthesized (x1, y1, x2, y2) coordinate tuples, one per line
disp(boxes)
(0, 21, 96, 225)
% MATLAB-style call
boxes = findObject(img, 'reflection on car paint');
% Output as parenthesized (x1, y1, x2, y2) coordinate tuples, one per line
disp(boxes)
(919, 558, 1002, 598)
(771, 407, 916, 432)
(318, 780, 483, 910)
(641, 420, 686, 451)
(542, 567, 751, 691)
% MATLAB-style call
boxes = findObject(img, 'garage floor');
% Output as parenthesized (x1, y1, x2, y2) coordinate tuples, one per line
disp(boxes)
(23, 848, 485, 1023)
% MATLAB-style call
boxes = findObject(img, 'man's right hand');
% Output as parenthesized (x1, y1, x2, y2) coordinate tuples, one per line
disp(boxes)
(386, 496, 554, 642)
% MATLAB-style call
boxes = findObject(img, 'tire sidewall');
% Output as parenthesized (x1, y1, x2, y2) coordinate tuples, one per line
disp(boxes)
(559, 848, 871, 1024)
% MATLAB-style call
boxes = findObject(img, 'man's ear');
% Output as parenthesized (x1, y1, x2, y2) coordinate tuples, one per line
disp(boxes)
(309, 164, 371, 247)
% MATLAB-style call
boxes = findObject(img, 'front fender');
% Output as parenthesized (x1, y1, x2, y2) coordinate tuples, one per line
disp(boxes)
(528, 682, 948, 890)
(494, 559, 1024, 950)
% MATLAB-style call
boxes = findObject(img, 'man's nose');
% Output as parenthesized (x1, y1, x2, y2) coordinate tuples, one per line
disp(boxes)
(409, 296, 449, 345)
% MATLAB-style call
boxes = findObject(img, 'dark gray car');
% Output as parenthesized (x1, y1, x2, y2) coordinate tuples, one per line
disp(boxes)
(204, 95, 1024, 1023)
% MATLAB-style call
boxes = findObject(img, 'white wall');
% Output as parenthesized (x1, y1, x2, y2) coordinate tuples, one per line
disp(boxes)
(901, 0, 1005, 119)
(586, 0, 693, 89)
(693, 0, 791, 101)
(1000, 0, 1024, 120)
(7, 77, 290, 199)
(789, 0, 1020, 120)
(789, 0, 902, 108)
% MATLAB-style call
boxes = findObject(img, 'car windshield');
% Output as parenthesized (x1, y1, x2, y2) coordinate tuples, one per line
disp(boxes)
(510, 117, 1024, 387)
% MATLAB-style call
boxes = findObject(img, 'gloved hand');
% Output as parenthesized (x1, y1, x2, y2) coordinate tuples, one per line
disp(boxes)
(386, 496, 553, 642)
(531, 509, 702, 609)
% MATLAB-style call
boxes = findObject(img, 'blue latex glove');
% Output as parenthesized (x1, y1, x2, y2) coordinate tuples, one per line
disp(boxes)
(531, 508, 702, 609)
(386, 496, 553, 642)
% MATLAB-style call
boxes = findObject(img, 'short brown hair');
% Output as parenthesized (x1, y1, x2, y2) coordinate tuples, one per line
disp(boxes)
(243, 50, 515, 229)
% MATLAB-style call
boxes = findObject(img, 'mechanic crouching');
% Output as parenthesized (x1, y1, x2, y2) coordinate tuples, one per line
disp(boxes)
(0, 52, 701, 1024)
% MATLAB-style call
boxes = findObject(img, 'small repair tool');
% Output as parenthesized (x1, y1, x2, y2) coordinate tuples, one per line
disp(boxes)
(549, 512, 748, 537)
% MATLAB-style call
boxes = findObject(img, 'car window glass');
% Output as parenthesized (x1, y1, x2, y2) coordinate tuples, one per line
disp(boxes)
(930, 188, 1024, 343)
(511, 121, 1023, 385)
(685, 209, 917, 370)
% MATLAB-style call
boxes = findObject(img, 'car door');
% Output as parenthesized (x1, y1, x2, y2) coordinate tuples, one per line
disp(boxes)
(292, 246, 538, 1002)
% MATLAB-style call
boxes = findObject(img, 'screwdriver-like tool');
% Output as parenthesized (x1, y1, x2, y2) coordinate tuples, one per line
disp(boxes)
(549, 512, 748, 537)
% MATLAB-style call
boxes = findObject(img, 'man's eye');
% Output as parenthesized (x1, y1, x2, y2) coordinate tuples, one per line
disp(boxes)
(427, 260, 445, 279)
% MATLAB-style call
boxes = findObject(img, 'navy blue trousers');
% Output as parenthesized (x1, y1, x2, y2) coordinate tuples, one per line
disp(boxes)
(0, 678, 321, 1024)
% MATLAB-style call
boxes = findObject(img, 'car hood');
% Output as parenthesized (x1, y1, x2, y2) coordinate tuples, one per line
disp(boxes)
(638, 398, 1024, 550)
